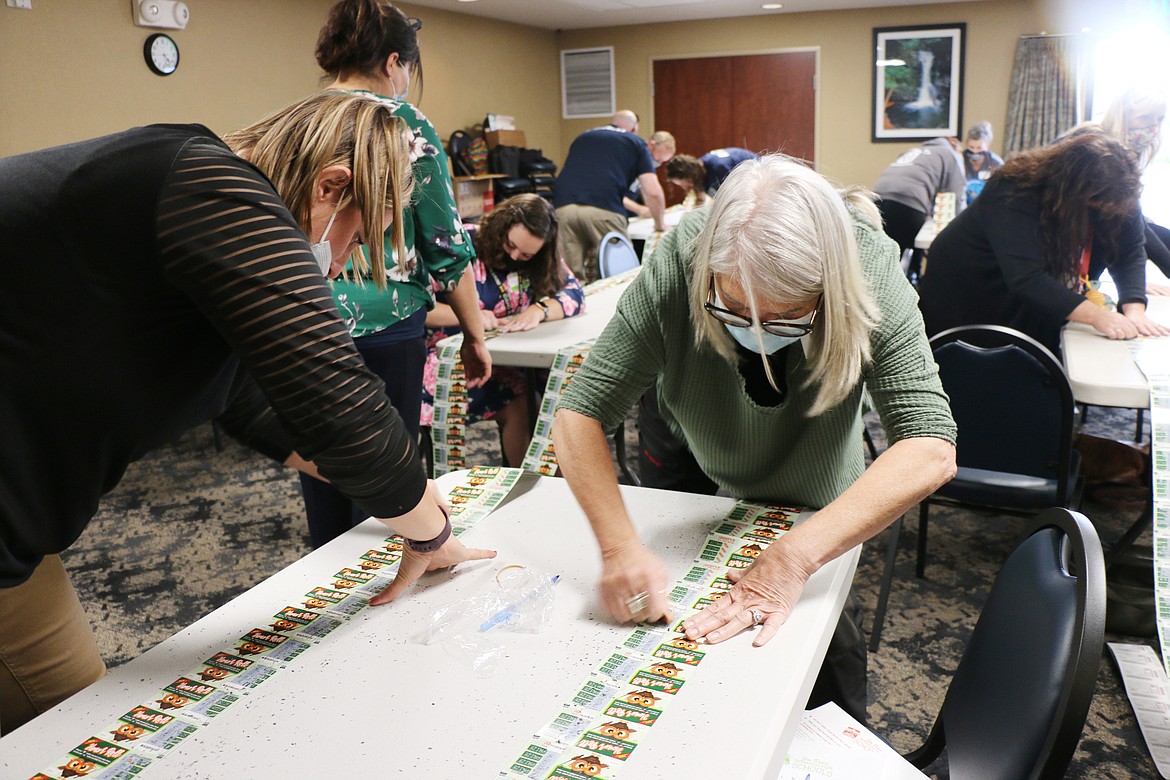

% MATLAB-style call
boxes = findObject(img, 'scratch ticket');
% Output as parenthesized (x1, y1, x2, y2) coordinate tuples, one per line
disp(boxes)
(302, 586, 367, 619)
(541, 709, 643, 762)
(193, 651, 279, 691)
(544, 746, 621, 779)
(42, 744, 155, 779)
(267, 608, 346, 645)
(105, 705, 200, 755)
(594, 649, 689, 697)
(153, 678, 242, 725)
(678, 562, 735, 592)
(232, 628, 311, 665)
(501, 738, 575, 778)
(695, 533, 771, 569)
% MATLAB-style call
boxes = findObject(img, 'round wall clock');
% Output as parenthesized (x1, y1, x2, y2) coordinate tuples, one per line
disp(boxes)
(144, 33, 180, 76)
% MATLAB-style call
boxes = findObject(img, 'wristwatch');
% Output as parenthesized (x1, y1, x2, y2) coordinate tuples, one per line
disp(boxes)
(534, 298, 551, 321)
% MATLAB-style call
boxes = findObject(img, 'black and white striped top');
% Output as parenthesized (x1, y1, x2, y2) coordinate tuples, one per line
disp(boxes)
(0, 124, 423, 586)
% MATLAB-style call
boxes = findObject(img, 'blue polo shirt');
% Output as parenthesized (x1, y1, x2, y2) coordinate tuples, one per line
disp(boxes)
(553, 125, 655, 216)
(701, 148, 758, 195)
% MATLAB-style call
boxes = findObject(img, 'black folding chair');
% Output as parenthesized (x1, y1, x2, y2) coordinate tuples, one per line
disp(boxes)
(898, 507, 1106, 779)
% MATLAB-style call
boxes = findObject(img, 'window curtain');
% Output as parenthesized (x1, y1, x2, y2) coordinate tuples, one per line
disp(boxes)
(1003, 35, 1091, 156)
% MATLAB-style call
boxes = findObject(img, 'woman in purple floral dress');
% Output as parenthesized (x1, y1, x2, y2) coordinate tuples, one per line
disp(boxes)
(423, 194, 585, 465)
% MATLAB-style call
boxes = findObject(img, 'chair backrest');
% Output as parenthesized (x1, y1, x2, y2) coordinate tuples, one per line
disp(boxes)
(929, 325, 1076, 501)
(914, 508, 1106, 779)
(597, 231, 640, 278)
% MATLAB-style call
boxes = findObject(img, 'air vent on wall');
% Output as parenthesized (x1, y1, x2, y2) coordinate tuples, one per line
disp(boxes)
(561, 47, 615, 119)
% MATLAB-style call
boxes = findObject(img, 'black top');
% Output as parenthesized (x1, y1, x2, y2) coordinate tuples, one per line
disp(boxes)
(917, 177, 1148, 354)
(0, 125, 424, 586)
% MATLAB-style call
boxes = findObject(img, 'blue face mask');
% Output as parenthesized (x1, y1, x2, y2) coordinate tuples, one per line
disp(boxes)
(724, 322, 802, 354)
(713, 290, 803, 354)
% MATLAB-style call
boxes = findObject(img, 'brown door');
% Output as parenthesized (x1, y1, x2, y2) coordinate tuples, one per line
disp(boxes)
(653, 51, 816, 204)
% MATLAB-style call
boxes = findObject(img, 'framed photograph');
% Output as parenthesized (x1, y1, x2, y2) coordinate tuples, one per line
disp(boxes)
(873, 23, 965, 141)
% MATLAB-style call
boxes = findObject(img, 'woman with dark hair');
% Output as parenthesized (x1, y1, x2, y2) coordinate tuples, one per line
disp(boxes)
(918, 127, 1169, 354)
(664, 154, 710, 207)
(422, 194, 586, 466)
(303, 0, 492, 548)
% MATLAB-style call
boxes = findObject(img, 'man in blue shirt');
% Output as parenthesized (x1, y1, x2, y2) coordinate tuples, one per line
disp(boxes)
(554, 110, 666, 282)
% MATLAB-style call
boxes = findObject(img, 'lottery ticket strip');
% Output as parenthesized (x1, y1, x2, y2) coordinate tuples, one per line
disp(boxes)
(1119, 338, 1170, 778)
(499, 500, 804, 780)
(24, 466, 523, 780)
(433, 337, 594, 479)
(432, 265, 640, 477)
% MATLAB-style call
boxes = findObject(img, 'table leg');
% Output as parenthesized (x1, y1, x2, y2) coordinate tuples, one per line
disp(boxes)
(1106, 499, 1152, 567)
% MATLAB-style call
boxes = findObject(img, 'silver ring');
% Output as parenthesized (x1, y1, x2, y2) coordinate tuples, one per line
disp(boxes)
(748, 608, 765, 626)
(626, 592, 650, 615)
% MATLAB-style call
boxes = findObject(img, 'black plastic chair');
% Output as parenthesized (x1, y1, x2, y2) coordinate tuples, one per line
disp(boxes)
(869, 325, 1082, 650)
(900, 507, 1106, 779)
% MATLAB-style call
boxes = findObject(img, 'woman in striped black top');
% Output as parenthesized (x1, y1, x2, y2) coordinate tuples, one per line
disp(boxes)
(0, 90, 493, 734)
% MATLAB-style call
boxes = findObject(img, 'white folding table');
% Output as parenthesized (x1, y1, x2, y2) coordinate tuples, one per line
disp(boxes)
(0, 472, 859, 779)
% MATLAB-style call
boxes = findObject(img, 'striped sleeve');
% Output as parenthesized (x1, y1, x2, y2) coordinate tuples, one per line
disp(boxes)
(154, 138, 426, 518)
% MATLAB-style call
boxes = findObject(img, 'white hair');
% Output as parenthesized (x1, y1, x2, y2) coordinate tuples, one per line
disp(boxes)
(688, 154, 882, 415)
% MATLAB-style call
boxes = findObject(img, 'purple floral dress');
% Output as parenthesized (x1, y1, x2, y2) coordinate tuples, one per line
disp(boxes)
(420, 258, 585, 427)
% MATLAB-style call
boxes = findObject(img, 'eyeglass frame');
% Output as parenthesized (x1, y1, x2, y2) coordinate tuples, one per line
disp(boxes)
(703, 276, 820, 338)
(406, 17, 422, 31)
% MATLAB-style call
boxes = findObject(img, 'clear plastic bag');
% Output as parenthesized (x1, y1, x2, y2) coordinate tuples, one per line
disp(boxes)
(412, 565, 559, 677)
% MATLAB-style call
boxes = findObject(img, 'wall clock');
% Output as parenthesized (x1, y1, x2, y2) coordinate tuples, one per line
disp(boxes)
(144, 33, 179, 76)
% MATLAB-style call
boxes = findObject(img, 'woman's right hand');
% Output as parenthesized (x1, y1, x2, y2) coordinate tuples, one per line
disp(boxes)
(480, 309, 500, 331)
(598, 542, 672, 623)
(369, 536, 496, 606)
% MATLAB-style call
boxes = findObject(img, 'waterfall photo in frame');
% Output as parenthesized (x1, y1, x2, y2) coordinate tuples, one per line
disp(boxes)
(873, 23, 965, 141)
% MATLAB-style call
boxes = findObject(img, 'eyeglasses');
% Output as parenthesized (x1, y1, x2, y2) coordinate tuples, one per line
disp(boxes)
(406, 17, 422, 31)
(704, 276, 820, 338)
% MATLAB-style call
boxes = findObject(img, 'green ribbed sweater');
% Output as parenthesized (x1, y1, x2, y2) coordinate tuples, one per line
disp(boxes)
(557, 206, 957, 508)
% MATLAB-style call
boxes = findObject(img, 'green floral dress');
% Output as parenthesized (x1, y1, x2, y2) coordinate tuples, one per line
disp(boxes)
(332, 93, 475, 337)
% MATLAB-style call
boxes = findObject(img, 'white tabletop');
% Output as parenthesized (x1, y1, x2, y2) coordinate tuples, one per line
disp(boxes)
(1, 473, 858, 779)
(627, 207, 687, 243)
(443, 277, 631, 369)
(913, 220, 937, 250)
(1061, 267, 1170, 408)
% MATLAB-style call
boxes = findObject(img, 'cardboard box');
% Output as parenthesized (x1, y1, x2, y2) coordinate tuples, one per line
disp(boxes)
(485, 129, 526, 150)
(453, 175, 505, 219)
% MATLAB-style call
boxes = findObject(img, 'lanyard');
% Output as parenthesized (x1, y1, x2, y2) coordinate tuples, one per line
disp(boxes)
(488, 268, 524, 317)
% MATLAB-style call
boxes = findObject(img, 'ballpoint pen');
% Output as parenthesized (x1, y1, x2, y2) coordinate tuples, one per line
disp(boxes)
(479, 574, 560, 632)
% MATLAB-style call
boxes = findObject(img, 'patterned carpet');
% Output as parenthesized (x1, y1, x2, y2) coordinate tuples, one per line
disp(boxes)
(62, 407, 1158, 778)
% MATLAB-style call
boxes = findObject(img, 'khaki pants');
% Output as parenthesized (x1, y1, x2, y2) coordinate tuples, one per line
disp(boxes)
(0, 555, 106, 735)
(556, 204, 627, 284)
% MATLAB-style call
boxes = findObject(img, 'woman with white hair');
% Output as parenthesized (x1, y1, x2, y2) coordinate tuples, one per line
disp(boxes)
(552, 154, 957, 721)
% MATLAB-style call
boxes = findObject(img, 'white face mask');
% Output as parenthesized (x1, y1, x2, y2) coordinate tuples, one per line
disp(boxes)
(391, 61, 412, 101)
(309, 208, 339, 276)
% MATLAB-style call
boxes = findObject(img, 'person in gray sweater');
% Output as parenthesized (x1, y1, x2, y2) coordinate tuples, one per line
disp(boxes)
(873, 137, 966, 255)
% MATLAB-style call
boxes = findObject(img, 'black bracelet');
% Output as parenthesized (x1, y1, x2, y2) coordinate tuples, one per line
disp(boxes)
(405, 516, 452, 554)
(534, 299, 550, 321)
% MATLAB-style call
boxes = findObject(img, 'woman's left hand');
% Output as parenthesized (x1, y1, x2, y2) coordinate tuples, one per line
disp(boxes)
(681, 539, 815, 647)
(1123, 308, 1170, 337)
(460, 337, 493, 388)
(498, 306, 545, 333)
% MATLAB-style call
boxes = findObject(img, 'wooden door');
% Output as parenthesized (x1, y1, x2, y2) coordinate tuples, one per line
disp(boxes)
(652, 51, 816, 204)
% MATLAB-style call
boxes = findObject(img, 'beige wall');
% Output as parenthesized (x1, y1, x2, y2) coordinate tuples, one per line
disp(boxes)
(1, 0, 1152, 183)
(555, 0, 1039, 188)
(0, 0, 560, 159)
